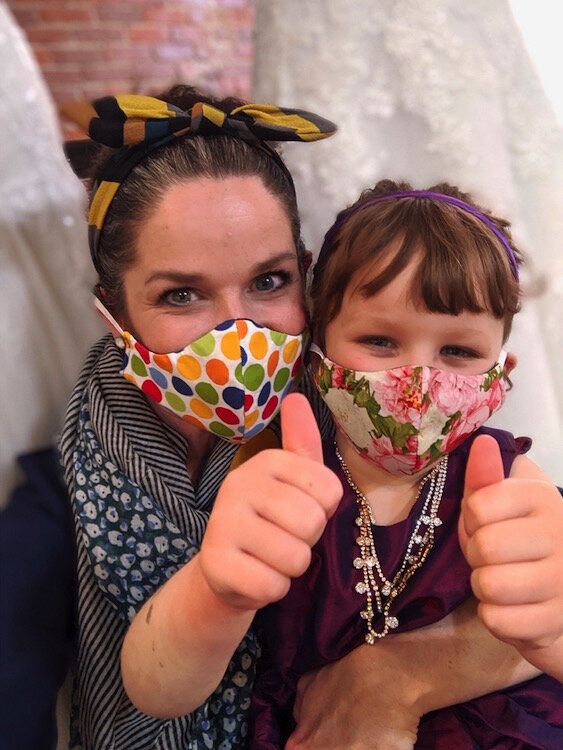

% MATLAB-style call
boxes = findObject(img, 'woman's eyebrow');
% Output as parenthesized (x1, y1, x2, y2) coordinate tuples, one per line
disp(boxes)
(250, 252, 297, 275)
(145, 270, 205, 286)
(145, 253, 296, 286)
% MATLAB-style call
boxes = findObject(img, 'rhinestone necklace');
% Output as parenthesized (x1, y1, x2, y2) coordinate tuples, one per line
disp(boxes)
(334, 442, 449, 643)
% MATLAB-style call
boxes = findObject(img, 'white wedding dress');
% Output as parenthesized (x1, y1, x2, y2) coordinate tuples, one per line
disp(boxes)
(0, 2, 102, 508)
(0, 6, 103, 744)
(253, 0, 563, 482)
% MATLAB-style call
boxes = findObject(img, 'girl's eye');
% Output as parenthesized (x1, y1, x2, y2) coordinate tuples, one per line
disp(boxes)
(253, 271, 291, 293)
(441, 345, 478, 359)
(160, 288, 198, 306)
(362, 336, 395, 349)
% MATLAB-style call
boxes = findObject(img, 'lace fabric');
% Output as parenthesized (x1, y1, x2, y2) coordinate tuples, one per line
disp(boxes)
(0, 4, 102, 508)
(253, 0, 563, 481)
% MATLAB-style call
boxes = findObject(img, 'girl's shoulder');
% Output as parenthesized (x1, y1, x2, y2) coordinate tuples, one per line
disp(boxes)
(451, 426, 531, 479)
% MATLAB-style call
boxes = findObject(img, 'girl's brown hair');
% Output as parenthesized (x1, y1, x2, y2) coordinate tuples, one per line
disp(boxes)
(311, 179, 523, 347)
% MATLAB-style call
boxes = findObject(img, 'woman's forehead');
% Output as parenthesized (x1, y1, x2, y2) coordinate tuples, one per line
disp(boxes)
(144, 176, 290, 225)
(132, 177, 297, 272)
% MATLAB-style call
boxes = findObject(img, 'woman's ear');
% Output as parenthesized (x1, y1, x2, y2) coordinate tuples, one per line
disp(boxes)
(504, 351, 517, 376)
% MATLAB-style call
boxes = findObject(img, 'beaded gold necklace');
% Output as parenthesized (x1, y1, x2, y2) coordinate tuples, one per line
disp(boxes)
(334, 443, 449, 643)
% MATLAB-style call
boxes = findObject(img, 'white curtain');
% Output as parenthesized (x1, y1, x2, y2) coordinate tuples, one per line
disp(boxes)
(253, 0, 563, 483)
(0, 3, 102, 508)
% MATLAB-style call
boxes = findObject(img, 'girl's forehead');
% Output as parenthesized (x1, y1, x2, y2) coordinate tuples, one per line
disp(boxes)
(346, 243, 420, 296)
(343, 247, 496, 322)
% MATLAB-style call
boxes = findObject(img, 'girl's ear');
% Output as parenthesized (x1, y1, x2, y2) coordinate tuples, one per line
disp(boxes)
(504, 351, 517, 376)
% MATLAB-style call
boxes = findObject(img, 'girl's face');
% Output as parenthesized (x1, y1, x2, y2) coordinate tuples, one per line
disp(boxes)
(119, 176, 307, 352)
(324, 249, 516, 376)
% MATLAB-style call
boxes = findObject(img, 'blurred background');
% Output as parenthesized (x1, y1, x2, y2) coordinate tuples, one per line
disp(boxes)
(2, 0, 562, 490)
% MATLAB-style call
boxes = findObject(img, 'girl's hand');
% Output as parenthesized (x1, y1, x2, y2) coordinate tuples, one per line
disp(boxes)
(198, 393, 343, 611)
(459, 435, 563, 663)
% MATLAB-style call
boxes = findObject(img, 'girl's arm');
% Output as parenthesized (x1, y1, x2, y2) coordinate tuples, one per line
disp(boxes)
(459, 434, 563, 680)
(121, 394, 342, 717)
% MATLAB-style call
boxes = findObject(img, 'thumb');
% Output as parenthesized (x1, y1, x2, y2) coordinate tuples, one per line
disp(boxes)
(463, 434, 505, 498)
(460, 434, 505, 544)
(281, 393, 323, 463)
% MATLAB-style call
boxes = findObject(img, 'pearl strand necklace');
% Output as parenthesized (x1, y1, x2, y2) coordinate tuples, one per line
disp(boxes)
(334, 443, 449, 643)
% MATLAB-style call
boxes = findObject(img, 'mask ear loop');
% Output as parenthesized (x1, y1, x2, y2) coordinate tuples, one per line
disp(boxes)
(93, 296, 127, 347)
(307, 342, 328, 369)
(308, 343, 325, 358)
(496, 349, 514, 390)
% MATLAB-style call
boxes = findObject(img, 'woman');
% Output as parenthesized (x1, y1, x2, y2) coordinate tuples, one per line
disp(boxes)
(59, 84, 338, 749)
(60, 86, 547, 750)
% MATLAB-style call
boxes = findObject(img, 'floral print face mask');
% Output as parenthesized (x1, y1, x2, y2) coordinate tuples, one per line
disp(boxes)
(95, 298, 307, 443)
(310, 344, 508, 475)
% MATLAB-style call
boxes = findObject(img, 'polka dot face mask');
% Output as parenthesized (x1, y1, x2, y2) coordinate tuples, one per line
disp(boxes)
(95, 299, 307, 443)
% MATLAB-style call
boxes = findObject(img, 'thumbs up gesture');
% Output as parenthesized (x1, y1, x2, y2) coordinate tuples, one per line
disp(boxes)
(199, 394, 343, 612)
(459, 434, 563, 666)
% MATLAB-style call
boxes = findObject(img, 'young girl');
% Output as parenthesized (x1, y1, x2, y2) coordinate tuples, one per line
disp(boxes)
(249, 180, 563, 749)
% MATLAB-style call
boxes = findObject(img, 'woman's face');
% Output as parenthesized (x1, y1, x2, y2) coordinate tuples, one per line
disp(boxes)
(120, 176, 307, 352)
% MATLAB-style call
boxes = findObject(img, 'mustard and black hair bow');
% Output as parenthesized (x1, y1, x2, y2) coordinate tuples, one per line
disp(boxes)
(65, 94, 337, 261)
(74, 94, 336, 147)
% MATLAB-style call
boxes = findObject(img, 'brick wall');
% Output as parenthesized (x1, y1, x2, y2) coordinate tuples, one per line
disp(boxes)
(7, 0, 256, 138)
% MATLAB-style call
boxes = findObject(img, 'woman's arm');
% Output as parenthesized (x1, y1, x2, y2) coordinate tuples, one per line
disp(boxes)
(459, 434, 563, 680)
(121, 553, 254, 717)
(121, 394, 342, 717)
(287, 597, 539, 750)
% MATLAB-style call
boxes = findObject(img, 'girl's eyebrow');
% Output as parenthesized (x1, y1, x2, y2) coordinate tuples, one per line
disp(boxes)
(351, 310, 397, 325)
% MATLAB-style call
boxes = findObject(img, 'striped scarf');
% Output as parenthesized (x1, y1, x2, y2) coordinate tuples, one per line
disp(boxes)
(59, 335, 257, 749)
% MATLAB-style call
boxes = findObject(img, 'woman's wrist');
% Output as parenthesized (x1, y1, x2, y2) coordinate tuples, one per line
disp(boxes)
(162, 553, 256, 657)
(407, 599, 541, 716)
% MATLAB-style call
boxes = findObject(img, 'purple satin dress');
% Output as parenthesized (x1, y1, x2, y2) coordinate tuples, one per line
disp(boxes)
(250, 427, 563, 749)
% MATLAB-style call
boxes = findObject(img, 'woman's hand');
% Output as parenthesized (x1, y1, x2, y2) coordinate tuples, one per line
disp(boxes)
(199, 393, 343, 611)
(459, 435, 563, 678)
(287, 646, 419, 750)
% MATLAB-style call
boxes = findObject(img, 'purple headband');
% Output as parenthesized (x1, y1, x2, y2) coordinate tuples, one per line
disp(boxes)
(318, 190, 519, 280)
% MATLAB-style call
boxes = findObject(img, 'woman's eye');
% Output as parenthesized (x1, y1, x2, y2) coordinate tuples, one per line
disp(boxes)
(161, 288, 197, 306)
(253, 272, 290, 293)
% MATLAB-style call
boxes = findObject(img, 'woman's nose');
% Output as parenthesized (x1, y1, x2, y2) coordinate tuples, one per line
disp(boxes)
(216, 294, 249, 323)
